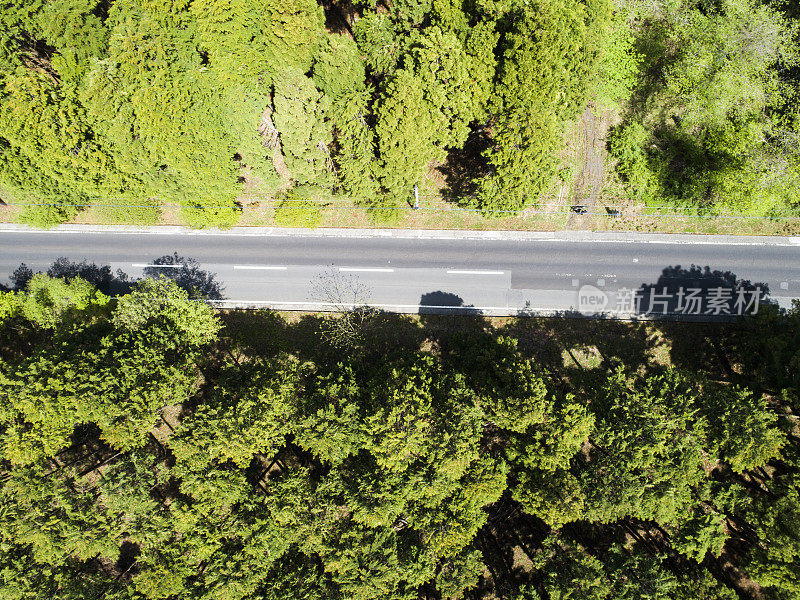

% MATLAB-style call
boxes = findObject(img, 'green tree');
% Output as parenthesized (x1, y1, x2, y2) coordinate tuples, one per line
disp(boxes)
(0, 290, 18, 322)
(405, 26, 491, 149)
(745, 481, 800, 599)
(612, 0, 800, 215)
(313, 34, 366, 101)
(0, 0, 115, 227)
(375, 69, 447, 200)
(113, 277, 220, 346)
(80, 0, 241, 227)
(533, 532, 611, 600)
(273, 71, 334, 186)
(475, 0, 609, 212)
(699, 383, 785, 473)
(171, 357, 301, 468)
(19, 273, 106, 329)
(329, 87, 380, 201)
(594, 8, 641, 108)
(354, 13, 403, 77)
(0, 277, 219, 464)
(579, 369, 708, 524)
(192, 0, 324, 83)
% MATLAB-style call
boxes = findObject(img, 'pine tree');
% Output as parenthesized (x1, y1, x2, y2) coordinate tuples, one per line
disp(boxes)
(192, 0, 324, 83)
(578, 368, 708, 524)
(375, 69, 447, 201)
(273, 70, 334, 187)
(313, 34, 366, 101)
(19, 273, 107, 329)
(315, 35, 380, 202)
(170, 357, 301, 469)
(330, 87, 380, 201)
(0, 277, 219, 464)
(80, 0, 241, 227)
(475, 0, 609, 212)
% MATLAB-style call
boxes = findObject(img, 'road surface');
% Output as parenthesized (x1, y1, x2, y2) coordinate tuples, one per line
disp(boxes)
(1, 228, 798, 318)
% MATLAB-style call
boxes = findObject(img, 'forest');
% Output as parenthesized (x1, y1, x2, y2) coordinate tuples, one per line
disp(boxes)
(1, 0, 799, 228)
(0, 266, 799, 599)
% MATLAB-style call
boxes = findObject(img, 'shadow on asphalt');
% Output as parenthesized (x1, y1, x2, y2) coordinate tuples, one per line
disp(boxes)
(7, 253, 225, 300)
(418, 291, 482, 316)
(633, 264, 773, 321)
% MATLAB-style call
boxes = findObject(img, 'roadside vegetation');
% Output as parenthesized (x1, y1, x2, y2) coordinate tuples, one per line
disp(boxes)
(0, 0, 799, 230)
(606, 0, 800, 217)
(1, 272, 799, 599)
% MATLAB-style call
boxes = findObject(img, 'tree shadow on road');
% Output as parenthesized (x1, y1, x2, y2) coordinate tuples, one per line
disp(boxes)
(418, 291, 482, 316)
(7, 254, 225, 301)
(635, 264, 775, 384)
(634, 264, 772, 318)
(9, 258, 133, 295)
(143, 253, 225, 300)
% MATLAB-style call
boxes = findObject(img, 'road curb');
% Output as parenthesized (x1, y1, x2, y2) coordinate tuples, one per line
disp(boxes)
(207, 300, 761, 321)
(0, 223, 799, 246)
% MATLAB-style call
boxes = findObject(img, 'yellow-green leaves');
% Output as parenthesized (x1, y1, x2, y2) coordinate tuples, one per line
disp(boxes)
(273, 70, 334, 187)
(20, 273, 107, 329)
(113, 277, 220, 347)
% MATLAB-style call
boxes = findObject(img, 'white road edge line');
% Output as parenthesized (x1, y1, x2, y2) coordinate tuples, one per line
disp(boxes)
(131, 263, 184, 268)
(338, 267, 395, 273)
(447, 269, 505, 275)
(3, 226, 800, 247)
(2, 224, 800, 246)
(205, 299, 757, 317)
(206, 300, 796, 319)
(208, 300, 507, 309)
(233, 265, 288, 270)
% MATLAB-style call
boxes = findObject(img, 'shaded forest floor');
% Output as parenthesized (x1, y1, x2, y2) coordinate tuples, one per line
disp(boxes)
(222, 309, 744, 384)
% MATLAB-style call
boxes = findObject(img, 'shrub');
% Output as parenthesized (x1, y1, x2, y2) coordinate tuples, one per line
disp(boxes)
(274, 191, 323, 228)
(18, 202, 81, 229)
(608, 122, 658, 202)
(181, 201, 241, 229)
(364, 197, 403, 227)
(94, 198, 161, 225)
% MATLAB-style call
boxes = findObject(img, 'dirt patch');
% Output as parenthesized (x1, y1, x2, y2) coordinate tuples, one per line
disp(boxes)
(270, 148, 293, 193)
(255, 106, 293, 194)
(567, 105, 609, 229)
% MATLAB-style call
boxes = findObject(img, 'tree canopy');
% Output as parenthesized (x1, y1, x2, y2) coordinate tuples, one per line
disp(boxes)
(1, 273, 799, 599)
(4, 0, 795, 223)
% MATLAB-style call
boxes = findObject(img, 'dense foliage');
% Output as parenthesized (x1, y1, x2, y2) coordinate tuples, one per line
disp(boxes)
(2, 0, 797, 225)
(608, 0, 800, 215)
(0, 274, 799, 599)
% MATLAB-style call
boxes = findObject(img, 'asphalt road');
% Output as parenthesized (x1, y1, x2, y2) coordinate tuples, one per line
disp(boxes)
(1, 230, 799, 318)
